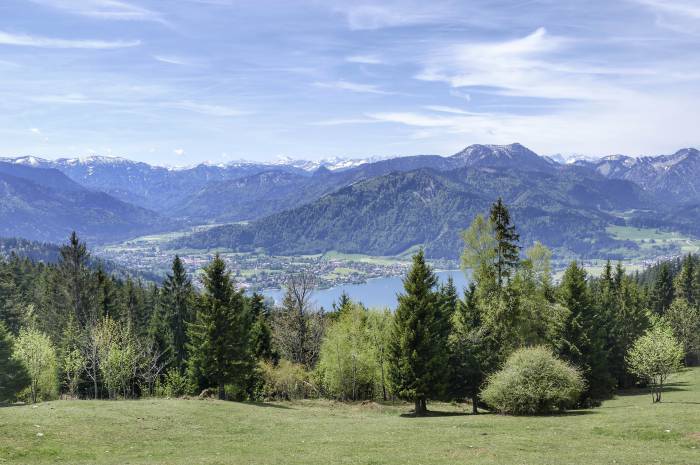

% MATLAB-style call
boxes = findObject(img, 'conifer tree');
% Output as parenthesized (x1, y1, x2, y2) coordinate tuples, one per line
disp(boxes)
(674, 254, 698, 305)
(161, 256, 194, 371)
(388, 250, 446, 415)
(249, 292, 274, 361)
(489, 198, 520, 287)
(558, 261, 614, 403)
(651, 262, 674, 315)
(187, 255, 252, 399)
(0, 322, 30, 402)
(59, 232, 93, 327)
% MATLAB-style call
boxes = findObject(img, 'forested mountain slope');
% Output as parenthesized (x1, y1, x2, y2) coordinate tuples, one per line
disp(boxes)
(171, 166, 651, 259)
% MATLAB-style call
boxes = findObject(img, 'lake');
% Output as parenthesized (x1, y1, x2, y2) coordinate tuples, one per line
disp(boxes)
(262, 270, 470, 310)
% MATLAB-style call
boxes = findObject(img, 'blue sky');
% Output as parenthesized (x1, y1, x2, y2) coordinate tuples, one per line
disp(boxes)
(0, 0, 699, 165)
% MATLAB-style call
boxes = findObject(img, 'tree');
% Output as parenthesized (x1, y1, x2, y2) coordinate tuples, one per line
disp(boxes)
(59, 232, 94, 327)
(187, 255, 253, 400)
(558, 261, 614, 403)
(60, 314, 85, 397)
(651, 262, 674, 315)
(665, 299, 700, 365)
(94, 318, 138, 399)
(489, 198, 520, 287)
(461, 214, 497, 293)
(366, 309, 393, 401)
(674, 254, 698, 305)
(388, 250, 446, 415)
(249, 293, 274, 361)
(13, 328, 58, 403)
(0, 322, 30, 402)
(318, 304, 376, 400)
(272, 273, 324, 367)
(447, 284, 501, 414)
(161, 256, 194, 372)
(626, 321, 684, 403)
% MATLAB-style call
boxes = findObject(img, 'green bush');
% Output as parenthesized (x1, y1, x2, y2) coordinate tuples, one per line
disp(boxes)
(480, 346, 584, 415)
(260, 360, 316, 400)
(156, 369, 193, 398)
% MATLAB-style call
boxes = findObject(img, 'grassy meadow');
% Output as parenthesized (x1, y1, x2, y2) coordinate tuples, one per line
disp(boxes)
(1, 368, 699, 465)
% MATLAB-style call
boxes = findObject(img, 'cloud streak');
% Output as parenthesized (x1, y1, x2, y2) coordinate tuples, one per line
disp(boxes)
(314, 80, 391, 94)
(28, 0, 166, 23)
(0, 30, 140, 49)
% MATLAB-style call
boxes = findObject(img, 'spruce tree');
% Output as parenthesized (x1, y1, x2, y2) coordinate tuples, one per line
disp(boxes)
(249, 292, 274, 361)
(161, 256, 194, 372)
(59, 232, 93, 327)
(651, 262, 674, 315)
(558, 261, 614, 403)
(388, 250, 446, 415)
(0, 322, 30, 402)
(489, 198, 520, 287)
(674, 254, 698, 305)
(187, 255, 252, 399)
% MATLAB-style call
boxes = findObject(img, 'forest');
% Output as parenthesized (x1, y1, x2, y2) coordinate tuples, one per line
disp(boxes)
(1, 199, 698, 416)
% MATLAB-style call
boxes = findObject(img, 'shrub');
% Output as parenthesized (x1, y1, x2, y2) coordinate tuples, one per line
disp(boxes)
(260, 360, 316, 400)
(480, 346, 584, 415)
(156, 369, 193, 398)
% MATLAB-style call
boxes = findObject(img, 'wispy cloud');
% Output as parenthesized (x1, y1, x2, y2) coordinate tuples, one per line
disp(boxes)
(633, 0, 700, 19)
(423, 105, 472, 115)
(0, 30, 140, 49)
(314, 80, 391, 94)
(631, 0, 700, 34)
(346, 54, 383, 65)
(416, 27, 643, 102)
(164, 100, 248, 117)
(332, 1, 454, 30)
(153, 55, 194, 66)
(28, 0, 166, 23)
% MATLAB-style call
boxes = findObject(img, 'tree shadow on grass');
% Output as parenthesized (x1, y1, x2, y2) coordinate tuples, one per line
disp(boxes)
(400, 410, 473, 418)
(615, 383, 690, 398)
(239, 401, 295, 410)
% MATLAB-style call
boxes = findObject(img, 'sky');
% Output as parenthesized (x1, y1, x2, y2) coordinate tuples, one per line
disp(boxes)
(0, 0, 699, 165)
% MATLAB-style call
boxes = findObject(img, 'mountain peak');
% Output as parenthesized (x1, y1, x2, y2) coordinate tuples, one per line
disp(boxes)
(450, 143, 554, 172)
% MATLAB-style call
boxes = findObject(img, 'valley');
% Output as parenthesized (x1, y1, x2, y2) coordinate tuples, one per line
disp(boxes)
(3, 143, 700, 291)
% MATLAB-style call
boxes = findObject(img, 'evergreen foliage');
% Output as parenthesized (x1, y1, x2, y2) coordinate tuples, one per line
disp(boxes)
(388, 250, 447, 415)
(187, 255, 253, 400)
(0, 322, 30, 402)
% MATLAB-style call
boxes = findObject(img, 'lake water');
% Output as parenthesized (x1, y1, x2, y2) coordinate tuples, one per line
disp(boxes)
(262, 270, 470, 310)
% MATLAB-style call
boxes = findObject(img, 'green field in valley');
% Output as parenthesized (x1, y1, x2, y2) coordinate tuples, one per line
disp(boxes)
(2, 368, 699, 465)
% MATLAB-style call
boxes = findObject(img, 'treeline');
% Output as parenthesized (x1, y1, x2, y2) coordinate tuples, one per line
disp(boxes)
(1, 200, 699, 415)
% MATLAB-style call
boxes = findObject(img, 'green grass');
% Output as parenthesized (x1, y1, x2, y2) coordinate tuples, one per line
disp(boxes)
(2, 369, 699, 465)
(606, 226, 700, 256)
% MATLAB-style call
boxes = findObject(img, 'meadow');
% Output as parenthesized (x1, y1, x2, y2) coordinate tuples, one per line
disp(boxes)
(2, 368, 698, 465)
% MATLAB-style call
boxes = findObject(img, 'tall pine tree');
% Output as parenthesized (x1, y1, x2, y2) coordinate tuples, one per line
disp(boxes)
(558, 261, 614, 404)
(187, 255, 252, 399)
(388, 250, 446, 415)
(489, 198, 520, 287)
(161, 256, 194, 372)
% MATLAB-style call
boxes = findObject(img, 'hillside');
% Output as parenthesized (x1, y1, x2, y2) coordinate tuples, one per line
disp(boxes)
(171, 166, 652, 259)
(2, 368, 698, 465)
(0, 163, 172, 244)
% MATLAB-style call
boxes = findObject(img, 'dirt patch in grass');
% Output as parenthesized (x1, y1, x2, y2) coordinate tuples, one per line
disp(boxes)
(687, 432, 700, 442)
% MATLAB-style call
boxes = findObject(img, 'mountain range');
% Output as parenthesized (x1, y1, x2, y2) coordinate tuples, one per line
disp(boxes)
(2, 143, 699, 259)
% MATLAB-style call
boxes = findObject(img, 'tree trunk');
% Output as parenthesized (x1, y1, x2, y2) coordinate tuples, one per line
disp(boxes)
(218, 381, 226, 400)
(472, 394, 478, 414)
(414, 396, 427, 416)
